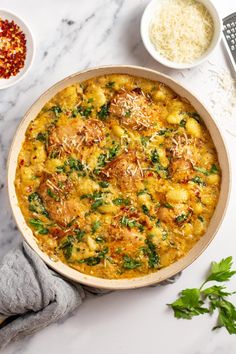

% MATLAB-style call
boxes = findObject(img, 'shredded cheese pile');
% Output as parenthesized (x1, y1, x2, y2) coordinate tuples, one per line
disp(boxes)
(149, 0, 214, 64)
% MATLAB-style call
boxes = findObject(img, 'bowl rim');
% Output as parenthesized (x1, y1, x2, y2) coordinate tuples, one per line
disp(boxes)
(7, 64, 231, 289)
(140, 0, 223, 69)
(0, 8, 35, 89)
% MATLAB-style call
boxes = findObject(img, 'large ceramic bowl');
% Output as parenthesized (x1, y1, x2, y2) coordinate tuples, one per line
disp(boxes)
(7, 65, 231, 289)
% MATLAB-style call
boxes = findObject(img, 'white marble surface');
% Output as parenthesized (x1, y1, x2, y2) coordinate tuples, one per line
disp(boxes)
(0, 0, 236, 353)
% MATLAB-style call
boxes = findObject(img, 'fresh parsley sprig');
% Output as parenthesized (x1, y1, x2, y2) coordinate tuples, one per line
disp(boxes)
(168, 257, 236, 334)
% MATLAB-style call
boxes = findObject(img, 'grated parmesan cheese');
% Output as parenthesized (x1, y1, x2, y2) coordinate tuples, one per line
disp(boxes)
(149, 0, 214, 63)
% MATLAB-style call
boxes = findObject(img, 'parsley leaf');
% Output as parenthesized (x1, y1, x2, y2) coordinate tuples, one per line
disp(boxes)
(206, 256, 236, 283)
(168, 256, 236, 334)
(169, 288, 209, 319)
(213, 299, 236, 334)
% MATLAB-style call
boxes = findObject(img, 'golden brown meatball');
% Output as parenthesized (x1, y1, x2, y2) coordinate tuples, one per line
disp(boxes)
(170, 159, 193, 182)
(38, 173, 81, 226)
(101, 150, 142, 191)
(109, 88, 152, 130)
(48, 119, 105, 156)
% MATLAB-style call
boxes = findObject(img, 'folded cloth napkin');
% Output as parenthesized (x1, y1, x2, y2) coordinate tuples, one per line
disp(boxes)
(0, 241, 180, 349)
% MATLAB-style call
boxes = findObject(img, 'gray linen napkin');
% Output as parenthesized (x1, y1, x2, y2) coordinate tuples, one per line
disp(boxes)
(0, 241, 180, 349)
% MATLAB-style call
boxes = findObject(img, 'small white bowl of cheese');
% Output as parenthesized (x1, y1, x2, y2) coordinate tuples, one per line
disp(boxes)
(141, 0, 222, 69)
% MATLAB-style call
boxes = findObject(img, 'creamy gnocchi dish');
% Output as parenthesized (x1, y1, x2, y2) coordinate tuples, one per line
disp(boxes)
(15, 74, 221, 279)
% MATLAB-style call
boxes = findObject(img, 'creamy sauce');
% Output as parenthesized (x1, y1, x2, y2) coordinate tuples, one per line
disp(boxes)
(15, 74, 221, 279)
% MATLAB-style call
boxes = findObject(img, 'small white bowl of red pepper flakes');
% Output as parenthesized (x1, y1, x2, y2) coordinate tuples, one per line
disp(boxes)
(0, 9, 35, 89)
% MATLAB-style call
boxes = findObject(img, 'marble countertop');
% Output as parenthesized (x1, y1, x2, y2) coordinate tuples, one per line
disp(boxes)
(0, 0, 236, 353)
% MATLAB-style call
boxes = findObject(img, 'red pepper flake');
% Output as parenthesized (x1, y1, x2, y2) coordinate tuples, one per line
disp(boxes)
(0, 18, 27, 79)
(147, 172, 154, 177)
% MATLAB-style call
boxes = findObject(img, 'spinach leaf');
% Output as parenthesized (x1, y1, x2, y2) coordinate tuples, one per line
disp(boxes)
(123, 255, 142, 269)
(74, 228, 86, 241)
(144, 238, 160, 268)
(28, 192, 49, 218)
(98, 103, 110, 120)
(112, 197, 130, 206)
(60, 235, 74, 260)
(50, 106, 62, 117)
(29, 218, 49, 235)
(106, 81, 115, 88)
(191, 176, 206, 186)
(91, 220, 101, 234)
(99, 181, 109, 188)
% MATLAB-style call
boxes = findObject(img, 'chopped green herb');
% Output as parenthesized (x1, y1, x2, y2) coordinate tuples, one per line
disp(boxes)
(81, 191, 104, 210)
(95, 236, 105, 243)
(47, 188, 60, 201)
(94, 145, 120, 174)
(108, 144, 120, 160)
(97, 153, 107, 168)
(137, 188, 149, 196)
(191, 176, 206, 186)
(193, 166, 209, 175)
(79, 246, 109, 266)
(28, 192, 49, 218)
(74, 229, 86, 241)
(106, 81, 115, 88)
(60, 235, 74, 260)
(29, 218, 49, 235)
(123, 255, 141, 269)
(140, 136, 150, 147)
(125, 109, 131, 117)
(163, 203, 174, 209)
(112, 197, 130, 206)
(98, 103, 110, 120)
(98, 181, 109, 188)
(179, 119, 186, 127)
(151, 149, 159, 163)
(155, 164, 169, 179)
(77, 105, 93, 118)
(194, 164, 219, 176)
(175, 213, 189, 224)
(91, 199, 103, 210)
(71, 107, 79, 117)
(67, 157, 85, 172)
(56, 165, 66, 173)
(120, 216, 137, 228)
(83, 257, 100, 266)
(98, 246, 109, 259)
(92, 220, 101, 234)
(50, 106, 62, 117)
(142, 204, 149, 215)
(36, 132, 48, 143)
(141, 237, 160, 268)
(210, 164, 219, 174)
(162, 230, 168, 240)
(157, 128, 172, 136)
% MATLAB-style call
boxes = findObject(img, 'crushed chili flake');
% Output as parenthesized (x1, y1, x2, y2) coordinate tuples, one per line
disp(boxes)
(0, 18, 27, 79)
